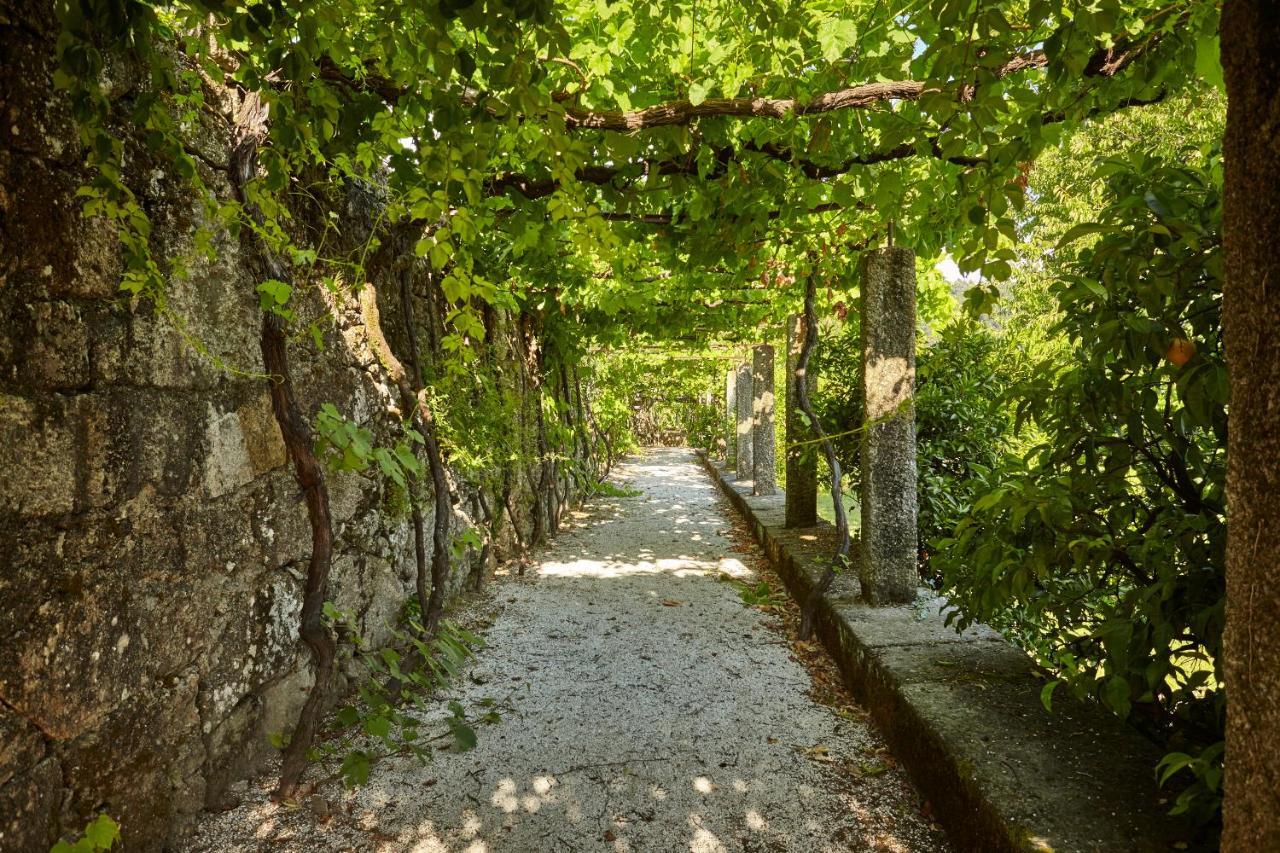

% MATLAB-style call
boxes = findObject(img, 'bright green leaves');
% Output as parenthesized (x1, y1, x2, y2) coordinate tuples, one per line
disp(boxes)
(339, 749, 375, 787)
(416, 232, 457, 269)
(1194, 36, 1224, 92)
(815, 17, 858, 64)
(1039, 679, 1059, 712)
(935, 121, 1226, 825)
(546, 193, 576, 222)
(315, 403, 376, 471)
(256, 279, 294, 320)
(1056, 222, 1118, 249)
(447, 700, 479, 751)
(320, 605, 487, 791)
(375, 439, 425, 490)
(314, 403, 424, 491)
(51, 814, 120, 853)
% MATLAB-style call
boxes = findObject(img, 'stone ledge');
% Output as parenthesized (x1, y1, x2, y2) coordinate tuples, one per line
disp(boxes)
(699, 453, 1186, 853)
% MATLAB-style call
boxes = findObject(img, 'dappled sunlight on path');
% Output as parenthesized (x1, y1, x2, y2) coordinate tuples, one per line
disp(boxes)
(192, 448, 947, 852)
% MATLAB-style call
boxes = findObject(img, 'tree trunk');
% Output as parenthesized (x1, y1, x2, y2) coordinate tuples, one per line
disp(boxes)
(581, 371, 614, 479)
(1221, 3, 1280, 844)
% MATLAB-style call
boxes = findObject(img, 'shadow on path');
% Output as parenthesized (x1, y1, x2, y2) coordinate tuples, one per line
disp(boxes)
(192, 448, 948, 852)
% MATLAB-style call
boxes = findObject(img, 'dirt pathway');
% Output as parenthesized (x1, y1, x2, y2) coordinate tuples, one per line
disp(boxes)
(192, 448, 948, 852)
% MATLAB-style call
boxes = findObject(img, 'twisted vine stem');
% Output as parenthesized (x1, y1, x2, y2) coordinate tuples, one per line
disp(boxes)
(795, 272, 851, 641)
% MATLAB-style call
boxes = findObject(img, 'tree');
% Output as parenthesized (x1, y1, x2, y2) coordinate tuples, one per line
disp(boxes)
(1220, 1, 1280, 845)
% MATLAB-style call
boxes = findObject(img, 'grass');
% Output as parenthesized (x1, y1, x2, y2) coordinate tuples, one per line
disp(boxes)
(817, 490, 861, 531)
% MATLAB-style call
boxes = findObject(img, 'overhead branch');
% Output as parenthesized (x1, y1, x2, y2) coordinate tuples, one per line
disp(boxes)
(486, 83, 1166, 210)
(594, 200, 853, 227)
(564, 79, 932, 131)
(316, 55, 406, 104)
(316, 26, 1153, 132)
(485, 134, 981, 202)
(559, 27, 1169, 132)
(562, 53, 1057, 131)
(599, 211, 677, 224)
(741, 138, 986, 175)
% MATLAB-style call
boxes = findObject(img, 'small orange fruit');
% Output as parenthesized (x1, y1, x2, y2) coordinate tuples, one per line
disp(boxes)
(1165, 337, 1196, 367)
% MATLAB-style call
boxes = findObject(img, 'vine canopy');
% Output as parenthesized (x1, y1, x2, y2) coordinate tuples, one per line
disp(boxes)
(55, 0, 1221, 347)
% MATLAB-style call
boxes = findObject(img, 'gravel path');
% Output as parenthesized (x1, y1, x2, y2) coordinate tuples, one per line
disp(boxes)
(192, 448, 948, 852)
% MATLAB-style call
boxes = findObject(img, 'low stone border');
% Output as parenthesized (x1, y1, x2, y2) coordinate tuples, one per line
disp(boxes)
(700, 453, 1185, 852)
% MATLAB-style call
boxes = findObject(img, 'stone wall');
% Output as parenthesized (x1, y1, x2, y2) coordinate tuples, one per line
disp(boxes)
(0, 5, 591, 850)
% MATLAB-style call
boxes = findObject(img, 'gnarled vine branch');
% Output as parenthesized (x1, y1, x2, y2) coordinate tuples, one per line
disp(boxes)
(230, 92, 336, 801)
(795, 272, 850, 641)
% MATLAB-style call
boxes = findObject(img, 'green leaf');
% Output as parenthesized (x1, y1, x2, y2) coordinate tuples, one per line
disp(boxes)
(688, 81, 709, 106)
(1039, 680, 1059, 712)
(1194, 36, 1224, 91)
(364, 714, 391, 739)
(449, 720, 478, 751)
(84, 814, 120, 849)
(1156, 751, 1196, 787)
(256, 279, 292, 311)
(1056, 223, 1115, 249)
(340, 750, 373, 788)
(1103, 675, 1132, 717)
(816, 18, 858, 63)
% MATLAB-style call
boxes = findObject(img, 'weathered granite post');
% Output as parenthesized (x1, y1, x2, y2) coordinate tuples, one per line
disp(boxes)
(859, 247, 918, 604)
(785, 314, 818, 526)
(751, 344, 776, 495)
(724, 368, 737, 465)
(734, 363, 754, 479)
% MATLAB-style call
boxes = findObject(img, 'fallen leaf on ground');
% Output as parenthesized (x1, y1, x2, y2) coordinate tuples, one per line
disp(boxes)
(801, 743, 834, 762)
(660, 599, 681, 607)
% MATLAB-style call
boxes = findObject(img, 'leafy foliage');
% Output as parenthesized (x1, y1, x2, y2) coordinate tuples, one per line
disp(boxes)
(315, 404, 425, 491)
(300, 602, 488, 790)
(808, 268, 1020, 584)
(594, 350, 725, 449)
(50, 814, 119, 853)
(914, 320, 1021, 582)
(936, 144, 1226, 824)
(719, 576, 789, 610)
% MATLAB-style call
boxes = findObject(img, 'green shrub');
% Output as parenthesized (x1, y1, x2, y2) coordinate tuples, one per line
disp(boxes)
(934, 150, 1226, 825)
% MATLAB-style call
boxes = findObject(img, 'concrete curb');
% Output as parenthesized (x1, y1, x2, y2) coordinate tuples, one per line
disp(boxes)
(699, 452, 1185, 853)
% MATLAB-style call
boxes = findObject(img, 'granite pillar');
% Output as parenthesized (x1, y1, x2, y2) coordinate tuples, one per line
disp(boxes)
(724, 368, 736, 465)
(751, 344, 776, 496)
(734, 363, 754, 479)
(859, 247, 918, 604)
